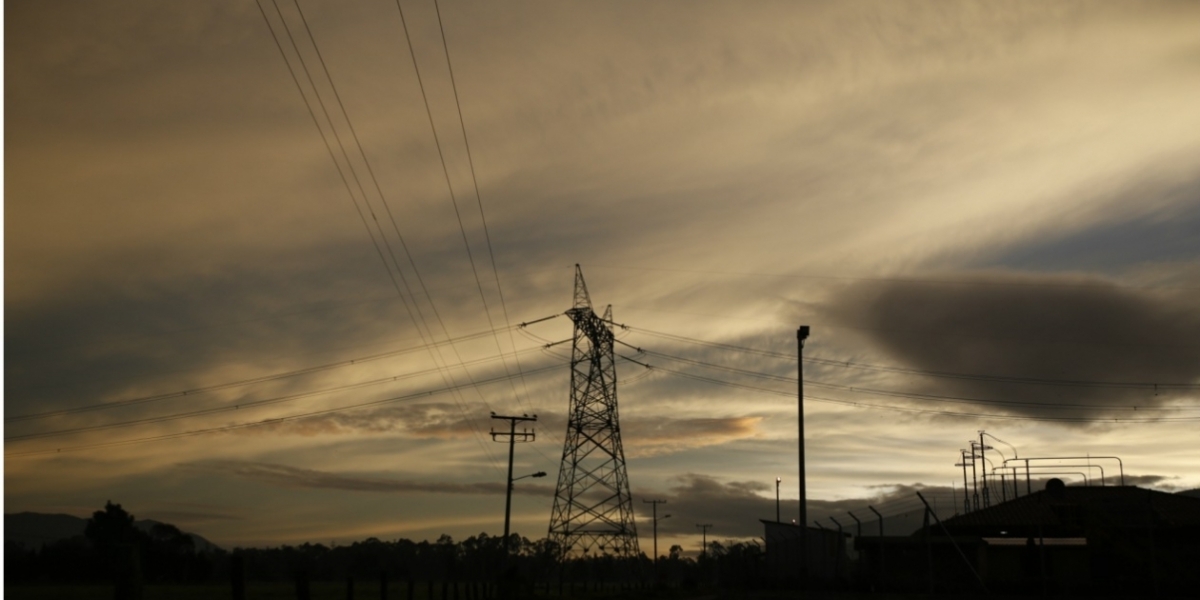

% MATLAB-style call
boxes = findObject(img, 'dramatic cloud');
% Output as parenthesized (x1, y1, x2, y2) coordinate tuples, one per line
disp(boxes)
(820, 271, 1200, 421)
(7, 0, 1200, 548)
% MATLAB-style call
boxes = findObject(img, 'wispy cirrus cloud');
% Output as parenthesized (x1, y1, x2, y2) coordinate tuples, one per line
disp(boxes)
(184, 460, 554, 496)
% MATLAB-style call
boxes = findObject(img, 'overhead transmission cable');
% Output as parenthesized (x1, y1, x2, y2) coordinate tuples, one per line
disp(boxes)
(620, 343, 1200, 413)
(587, 263, 1200, 292)
(285, 0, 495, 441)
(392, 0, 528, 416)
(619, 324, 1200, 390)
(256, 0, 500, 469)
(6, 363, 563, 459)
(7, 347, 558, 443)
(430, 0, 532, 405)
(7, 321, 536, 423)
(616, 355, 1200, 424)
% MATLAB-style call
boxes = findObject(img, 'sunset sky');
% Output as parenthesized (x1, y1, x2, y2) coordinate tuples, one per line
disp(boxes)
(6, 0, 1200, 554)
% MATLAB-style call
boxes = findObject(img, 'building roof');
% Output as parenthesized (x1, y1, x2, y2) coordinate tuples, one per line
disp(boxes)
(931, 483, 1200, 538)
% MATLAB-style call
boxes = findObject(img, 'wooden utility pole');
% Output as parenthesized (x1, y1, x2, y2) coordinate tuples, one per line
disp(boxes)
(491, 412, 537, 553)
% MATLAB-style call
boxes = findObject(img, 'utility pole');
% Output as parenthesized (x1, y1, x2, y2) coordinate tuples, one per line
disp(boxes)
(955, 450, 971, 514)
(644, 499, 668, 566)
(977, 433, 991, 508)
(969, 443, 980, 511)
(491, 412, 537, 553)
(696, 524, 713, 559)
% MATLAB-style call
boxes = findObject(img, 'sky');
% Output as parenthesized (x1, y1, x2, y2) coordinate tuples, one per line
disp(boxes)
(6, 0, 1200, 554)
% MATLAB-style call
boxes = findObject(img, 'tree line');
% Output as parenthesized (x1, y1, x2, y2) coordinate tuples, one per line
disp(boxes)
(6, 501, 767, 592)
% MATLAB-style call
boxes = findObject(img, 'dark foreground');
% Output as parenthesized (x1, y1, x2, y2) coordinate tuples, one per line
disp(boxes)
(3, 585, 1191, 600)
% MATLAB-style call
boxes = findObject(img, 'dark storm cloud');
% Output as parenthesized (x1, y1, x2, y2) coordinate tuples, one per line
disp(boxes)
(819, 272, 1200, 421)
(5, 241, 402, 408)
(2, 234, 570, 452)
(186, 460, 553, 497)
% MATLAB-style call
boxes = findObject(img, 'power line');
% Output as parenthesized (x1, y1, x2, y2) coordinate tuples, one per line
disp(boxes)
(254, 0, 506, 469)
(623, 344, 1200, 413)
(6, 346, 557, 443)
(616, 304, 1200, 351)
(621, 325, 1200, 390)
(391, 0, 527, 418)
(587, 263, 1200, 291)
(617, 356, 1200, 423)
(288, 0, 510, 452)
(430, 0, 532, 405)
(6, 362, 565, 459)
(7, 321, 537, 423)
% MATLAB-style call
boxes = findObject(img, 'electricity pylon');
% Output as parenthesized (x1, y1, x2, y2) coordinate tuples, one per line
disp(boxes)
(547, 265, 640, 558)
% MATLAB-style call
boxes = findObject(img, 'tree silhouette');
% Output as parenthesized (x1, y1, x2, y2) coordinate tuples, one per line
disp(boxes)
(85, 501, 138, 553)
(85, 501, 143, 599)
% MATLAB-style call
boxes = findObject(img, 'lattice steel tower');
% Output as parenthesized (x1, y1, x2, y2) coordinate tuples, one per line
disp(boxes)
(547, 265, 640, 558)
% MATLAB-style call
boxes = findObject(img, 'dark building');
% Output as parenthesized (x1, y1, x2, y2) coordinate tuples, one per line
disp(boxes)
(760, 520, 850, 586)
(855, 480, 1200, 595)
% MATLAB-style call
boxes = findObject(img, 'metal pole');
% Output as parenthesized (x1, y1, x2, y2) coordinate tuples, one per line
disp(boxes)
(775, 477, 781, 522)
(979, 433, 989, 508)
(848, 511, 862, 538)
(830, 517, 844, 579)
(868, 505, 884, 588)
(970, 445, 979, 511)
(959, 451, 970, 513)
(868, 506, 883, 537)
(1008, 456, 1124, 486)
(797, 326, 810, 583)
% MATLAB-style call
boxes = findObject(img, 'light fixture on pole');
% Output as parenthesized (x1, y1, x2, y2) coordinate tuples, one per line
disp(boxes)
(775, 477, 782, 522)
(796, 325, 810, 584)
(505, 470, 546, 552)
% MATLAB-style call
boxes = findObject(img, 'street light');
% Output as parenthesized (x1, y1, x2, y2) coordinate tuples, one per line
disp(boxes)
(504, 471, 546, 552)
(775, 477, 782, 522)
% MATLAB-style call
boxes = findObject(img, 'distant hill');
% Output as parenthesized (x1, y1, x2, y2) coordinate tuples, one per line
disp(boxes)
(4, 512, 222, 553)
(1179, 489, 1200, 499)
